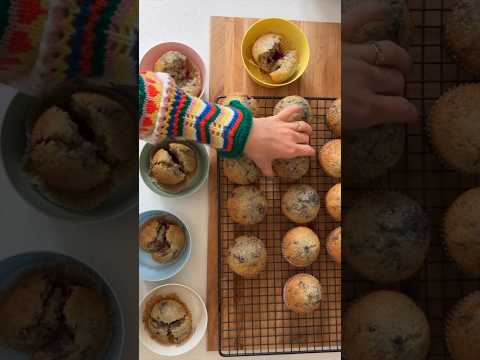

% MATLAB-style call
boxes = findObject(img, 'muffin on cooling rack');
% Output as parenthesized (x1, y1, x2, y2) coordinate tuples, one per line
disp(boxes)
(319, 139, 341, 179)
(344, 290, 431, 360)
(282, 226, 320, 267)
(218, 95, 257, 116)
(272, 156, 310, 182)
(444, 187, 480, 277)
(326, 226, 341, 264)
(325, 183, 341, 222)
(429, 84, 480, 174)
(343, 191, 430, 283)
(283, 273, 321, 314)
(281, 184, 320, 224)
(326, 98, 341, 137)
(446, 0, 480, 75)
(223, 155, 261, 185)
(227, 235, 267, 278)
(446, 291, 480, 360)
(273, 95, 312, 123)
(227, 186, 267, 225)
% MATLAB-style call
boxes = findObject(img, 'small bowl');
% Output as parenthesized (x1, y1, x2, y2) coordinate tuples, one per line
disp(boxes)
(241, 17, 310, 88)
(0, 251, 124, 359)
(139, 210, 192, 282)
(140, 42, 206, 98)
(139, 283, 208, 356)
(139, 140, 209, 199)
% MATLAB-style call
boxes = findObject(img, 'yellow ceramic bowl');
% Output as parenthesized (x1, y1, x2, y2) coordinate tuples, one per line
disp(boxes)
(241, 18, 310, 88)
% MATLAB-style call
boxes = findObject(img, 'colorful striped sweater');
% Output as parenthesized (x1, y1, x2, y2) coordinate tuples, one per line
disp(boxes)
(0, 0, 138, 90)
(139, 71, 253, 157)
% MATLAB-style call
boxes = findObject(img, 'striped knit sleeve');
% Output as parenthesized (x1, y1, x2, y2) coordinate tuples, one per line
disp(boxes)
(139, 71, 253, 158)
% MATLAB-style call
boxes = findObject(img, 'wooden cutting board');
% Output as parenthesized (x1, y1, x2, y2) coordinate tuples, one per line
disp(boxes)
(207, 16, 341, 351)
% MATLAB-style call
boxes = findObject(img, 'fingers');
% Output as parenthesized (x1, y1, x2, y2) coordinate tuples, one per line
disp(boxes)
(369, 66, 405, 96)
(370, 95, 419, 126)
(284, 121, 313, 135)
(342, 2, 387, 41)
(293, 132, 310, 144)
(276, 105, 302, 122)
(255, 159, 275, 177)
(293, 144, 316, 158)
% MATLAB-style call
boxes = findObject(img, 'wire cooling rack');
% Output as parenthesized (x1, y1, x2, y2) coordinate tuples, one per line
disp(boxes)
(343, 1, 480, 359)
(216, 96, 341, 356)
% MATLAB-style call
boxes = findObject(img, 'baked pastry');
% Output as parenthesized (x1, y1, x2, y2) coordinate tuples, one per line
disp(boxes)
(325, 183, 341, 221)
(227, 235, 267, 277)
(272, 156, 310, 182)
(273, 95, 312, 123)
(139, 217, 186, 264)
(218, 95, 257, 116)
(283, 273, 321, 314)
(227, 186, 267, 225)
(343, 191, 430, 283)
(344, 290, 431, 360)
(223, 154, 261, 185)
(144, 295, 192, 345)
(319, 139, 341, 178)
(429, 84, 480, 174)
(326, 226, 341, 264)
(269, 50, 298, 83)
(444, 187, 480, 277)
(446, 0, 480, 75)
(282, 226, 320, 267)
(326, 99, 341, 137)
(343, 124, 405, 183)
(282, 184, 320, 224)
(446, 291, 480, 360)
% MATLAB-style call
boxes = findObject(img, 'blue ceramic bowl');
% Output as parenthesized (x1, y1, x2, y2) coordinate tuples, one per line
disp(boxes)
(139, 210, 192, 282)
(0, 252, 124, 359)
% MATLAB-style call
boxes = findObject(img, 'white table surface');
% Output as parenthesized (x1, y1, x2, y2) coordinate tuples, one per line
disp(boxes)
(139, 0, 341, 359)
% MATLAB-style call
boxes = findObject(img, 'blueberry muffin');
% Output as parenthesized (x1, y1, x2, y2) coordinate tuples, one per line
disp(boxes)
(252, 33, 284, 73)
(273, 95, 313, 123)
(227, 235, 267, 277)
(282, 184, 320, 224)
(319, 139, 341, 179)
(446, 0, 480, 75)
(223, 155, 261, 185)
(139, 217, 186, 264)
(283, 273, 321, 314)
(218, 95, 258, 116)
(269, 50, 298, 83)
(444, 187, 480, 277)
(344, 290, 431, 360)
(326, 226, 341, 264)
(343, 192, 430, 283)
(325, 183, 341, 221)
(227, 186, 267, 225)
(282, 226, 320, 267)
(446, 291, 480, 360)
(272, 156, 310, 182)
(343, 124, 405, 183)
(429, 84, 480, 174)
(326, 99, 341, 137)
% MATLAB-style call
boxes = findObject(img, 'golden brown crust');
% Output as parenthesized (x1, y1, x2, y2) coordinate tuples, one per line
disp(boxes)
(272, 156, 310, 182)
(227, 186, 267, 225)
(326, 226, 341, 264)
(281, 184, 320, 224)
(223, 155, 261, 185)
(325, 183, 341, 221)
(319, 139, 341, 178)
(227, 235, 267, 278)
(283, 273, 321, 314)
(326, 99, 341, 137)
(282, 226, 320, 267)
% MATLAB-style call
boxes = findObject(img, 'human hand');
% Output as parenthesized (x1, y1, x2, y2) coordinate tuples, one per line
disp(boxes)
(243, 106, 315, 176)
(343, 2, 419, 129)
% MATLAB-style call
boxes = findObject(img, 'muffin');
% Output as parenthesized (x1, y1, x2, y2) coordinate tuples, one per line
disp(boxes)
(326, 226, 341, 264)
(282, 184, 320, 224)
(273, 95, 312, 123)
(429, 84, 480, 174)
(272, 156, 310, 182)
(446, 0, 480, 75)
(343, 192, 430, 283)
(326, 99, 341, 137)
(218, 95, 258, 116)
(282, 226, 320, 267)
(269, 50, 298, 83)
(444, 187, 480, 277)
(227, 235, 267, 277)
(446, 291, 480, 360)
(139, 217, 186, 264)
(283, 273, 321, 314)
(223, 155, 261, 185)
(319, 139, 341, 178)
(344, 290, 431, 360)
(343, 124, 405, 183)
(227, 186, 267, 225)
(144, 295, 192, 345)
(325, 183, 341, 221)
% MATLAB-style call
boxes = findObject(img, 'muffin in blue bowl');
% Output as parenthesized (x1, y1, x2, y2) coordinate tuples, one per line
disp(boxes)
(139, 210, 192, 282)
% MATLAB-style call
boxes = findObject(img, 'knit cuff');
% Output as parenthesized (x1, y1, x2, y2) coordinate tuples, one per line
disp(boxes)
(218, 100, 253, 158)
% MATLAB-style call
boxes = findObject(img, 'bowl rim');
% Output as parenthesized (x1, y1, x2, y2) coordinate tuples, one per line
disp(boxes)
(139, 283, 208, 356)
(241, 17, 311, 88)
(138, 210, 193, 282)
(139, 41, 207, 98)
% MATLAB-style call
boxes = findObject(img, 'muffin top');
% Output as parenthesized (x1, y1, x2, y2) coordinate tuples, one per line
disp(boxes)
(227, 235, 267, 278)
(325, 183, 341, 221)
(274, 95, 312, 123)
(326, 99, 341, 137)
(281, 184, 320, 224)
(319, 139, 341, 179)
(282, 226, 320, 267)
(223, 155, 261, 185)
(326, 226, 341, 264)
(283, 273, 322, 314)
(252, 33, 284, 73)
(272, 156, 310, 182)
(227, 186, 267, 225)
(219, 95, 258, 115)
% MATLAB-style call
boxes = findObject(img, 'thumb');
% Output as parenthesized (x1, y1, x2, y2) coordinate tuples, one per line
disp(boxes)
(276, 105, 302, 122)
(255, 159, 275, 177)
